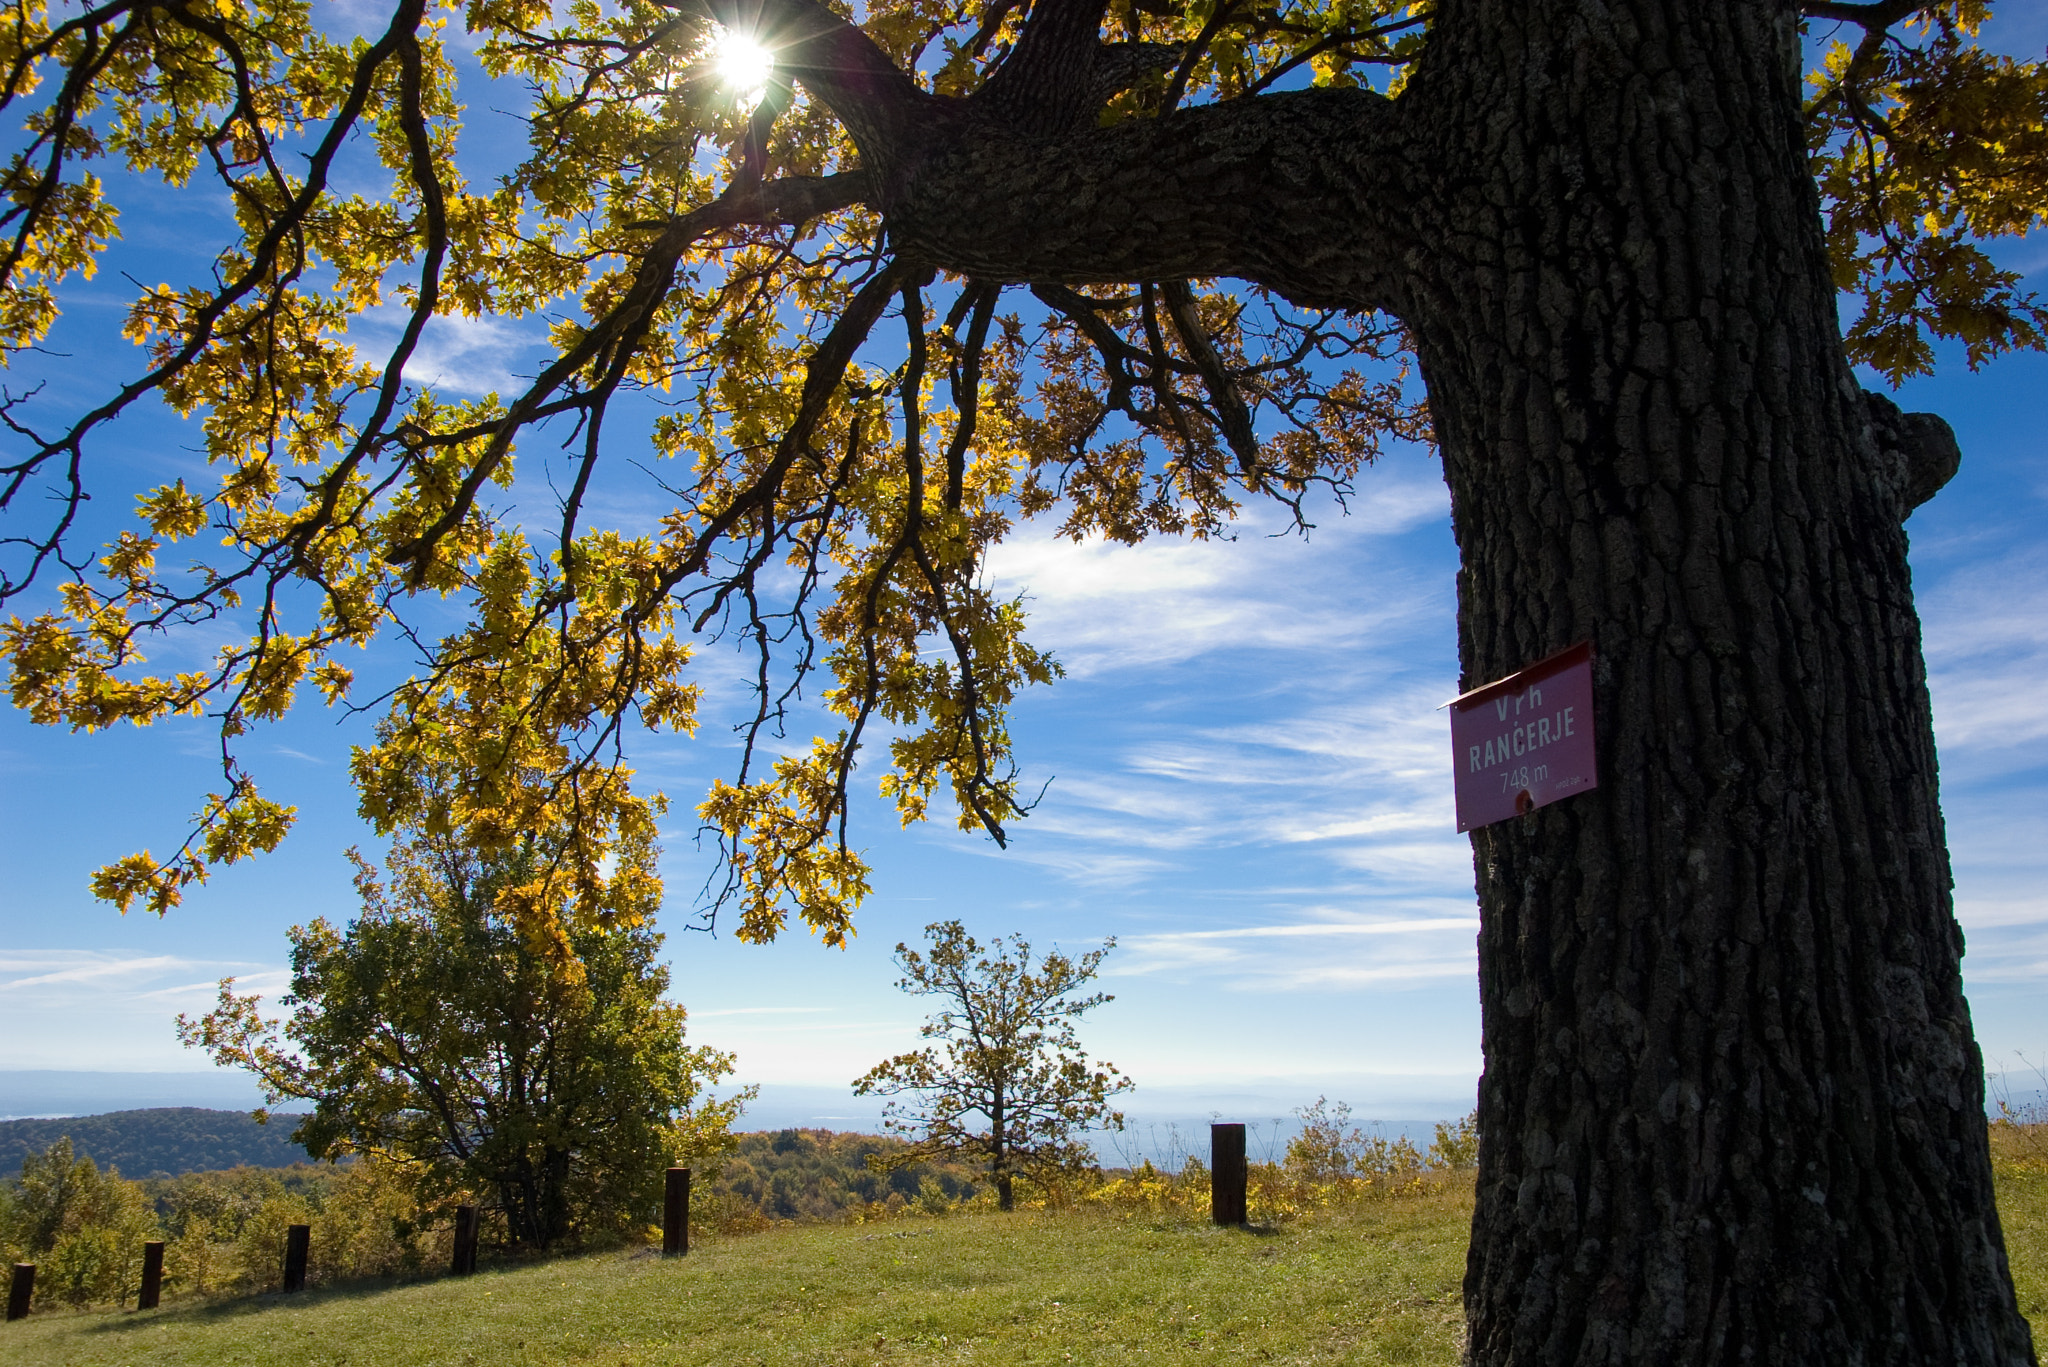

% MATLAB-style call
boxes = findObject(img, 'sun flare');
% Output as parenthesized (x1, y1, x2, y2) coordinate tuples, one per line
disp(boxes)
(710, 28, 775, 95)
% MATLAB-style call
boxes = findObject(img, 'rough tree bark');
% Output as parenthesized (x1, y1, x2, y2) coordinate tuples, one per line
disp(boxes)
(1401, 5, 2033, 1363)
(760, 0, 2036, 1358)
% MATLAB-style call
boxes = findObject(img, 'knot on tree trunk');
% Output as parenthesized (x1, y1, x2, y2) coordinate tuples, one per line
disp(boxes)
(1864, 390, 1962, 518)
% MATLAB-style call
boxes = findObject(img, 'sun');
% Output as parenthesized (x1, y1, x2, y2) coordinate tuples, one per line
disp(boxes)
(710, 27, 775, 97)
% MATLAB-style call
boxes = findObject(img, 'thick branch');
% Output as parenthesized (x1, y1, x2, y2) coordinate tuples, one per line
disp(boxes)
(658, 169, 871, 239)
(687, 0, 1410, 307)
(890, 88, 1410, 310)
(1800, 1, 1922, 26)
(684, 0, 942, 193)
(975, 0, 1112, 135)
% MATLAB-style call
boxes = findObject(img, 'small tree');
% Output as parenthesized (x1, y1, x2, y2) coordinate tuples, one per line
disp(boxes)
(180, 824, 752, 1252)
(854, 921, 1132, 1210)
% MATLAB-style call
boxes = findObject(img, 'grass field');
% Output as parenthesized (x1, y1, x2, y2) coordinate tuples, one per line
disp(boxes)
(7, 1189, 1473, 1366)
(2002, 1150, 2048, 1338)
(7, 1157, 2045, 1366)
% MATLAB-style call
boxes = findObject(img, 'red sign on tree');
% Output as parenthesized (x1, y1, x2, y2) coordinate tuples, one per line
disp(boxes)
(1447, 643, 1598, 833)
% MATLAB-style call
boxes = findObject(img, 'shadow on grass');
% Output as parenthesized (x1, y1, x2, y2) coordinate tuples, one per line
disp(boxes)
(68, 1279, 434, 1337)
(65, 1254, 585, 1339)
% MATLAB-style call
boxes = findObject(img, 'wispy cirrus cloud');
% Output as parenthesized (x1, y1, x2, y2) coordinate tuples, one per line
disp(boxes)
(0, 952, 195, 991)
(983, 473, 1451, 678)
(1922, 545, 2048, 760)
(0, 950, 283, 998)
(997, 680, 1466, 896)
(1908, 539, 2048, 985)
(939, 837, 1179, 888)
(1115, 906, 1478, 990)
(0, 950, 288, 1069)
(346, 308, 544, 397)
(938, 467, 1476, 995)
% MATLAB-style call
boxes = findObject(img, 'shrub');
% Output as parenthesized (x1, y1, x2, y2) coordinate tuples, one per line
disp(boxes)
(1430, 1112, 1480, 1170)
(1285, 1097, 1431, 1181)
(144, 1158, 450, 1296)
(703, 1130, 981, 1225)
(0, 1137, 159, 1308)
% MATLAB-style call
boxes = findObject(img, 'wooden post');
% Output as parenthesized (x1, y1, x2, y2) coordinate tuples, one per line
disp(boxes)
(451, 1205, 478, 1276)
(138, 1241, 165, 1310)
(663, 1166, 691, 1256)
(282, 1224, 310, 1292)
(6, 1264, 31, 1321)
(1211, 1123, 1247, 1226)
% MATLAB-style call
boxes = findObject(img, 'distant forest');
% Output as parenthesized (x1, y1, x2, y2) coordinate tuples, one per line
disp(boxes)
(0, 1108, 314, 1178)
(0, 1110, 997, 1221)
(712, 1129, 983, 1221)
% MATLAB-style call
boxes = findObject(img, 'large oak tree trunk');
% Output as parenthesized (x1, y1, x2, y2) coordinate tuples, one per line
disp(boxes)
(812, 0, 2038, 1353)
(1396, 2, 2035, 1361)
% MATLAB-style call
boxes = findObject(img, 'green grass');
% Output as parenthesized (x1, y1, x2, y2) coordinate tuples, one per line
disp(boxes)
(8, 1161, 2045, 1367)
(3, 1192, 1470, 1367)
(2002, 1160, 2048, 1335)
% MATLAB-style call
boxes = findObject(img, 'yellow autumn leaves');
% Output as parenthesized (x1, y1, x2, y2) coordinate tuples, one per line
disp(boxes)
(0, 0, 2043, 956)
(1807, 2, 2048, 380)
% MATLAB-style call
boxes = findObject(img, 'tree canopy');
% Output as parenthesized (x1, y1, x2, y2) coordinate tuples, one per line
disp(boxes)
(177, 821, 751, 1249)
(0, 0, 2041, 949)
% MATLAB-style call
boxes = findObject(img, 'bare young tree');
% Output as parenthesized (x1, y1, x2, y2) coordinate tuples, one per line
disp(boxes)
(855, 921, 1132, 1210)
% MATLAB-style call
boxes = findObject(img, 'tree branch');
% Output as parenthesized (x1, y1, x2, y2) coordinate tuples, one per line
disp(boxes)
(1161, 279, 1257, 472)
(892, 88, 1409, 311)
(1800, 1, 1924, 26)
(672, 0, 943, 195)
(976, 0, 1113, 135)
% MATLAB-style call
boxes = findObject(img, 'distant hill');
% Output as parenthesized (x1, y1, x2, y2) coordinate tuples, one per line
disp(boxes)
(0, 1107, 316, 1179)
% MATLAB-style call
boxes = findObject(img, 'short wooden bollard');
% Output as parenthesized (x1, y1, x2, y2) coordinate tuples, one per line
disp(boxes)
(282, 1224, 310, 1293)
(6, 1263, 32, 1321)
(663, 1166, 691, 1257)
(451, 1205, 479, 1276)
(138, 1241, 165, 1310)
(1211, 1123, 1248, 1226)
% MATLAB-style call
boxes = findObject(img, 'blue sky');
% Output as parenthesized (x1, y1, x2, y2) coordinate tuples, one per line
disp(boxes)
(2, 9, 2046, 1129)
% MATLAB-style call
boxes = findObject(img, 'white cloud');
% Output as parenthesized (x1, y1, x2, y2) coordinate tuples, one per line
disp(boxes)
(1955, 898, 2048, 931)
(880, 479, 1480, 1004)
(1959, 932, 2048, 984)
(0, 951, 191, 991)
(982, 474, 1451, 679)
(348, 308, 543, 397)
(1144, 916, 1478, 940)
(1324, 839, 1473, 885)
(0, 950, 285, 998)
(945, 839, 1179, 887)
(1270, 958, 1479, 988)
(1922, 545, 2048, 761)
(0, 950, 287, 1069)
(1115, 908, 1478, 991)
(997, 676, 1468, 902)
